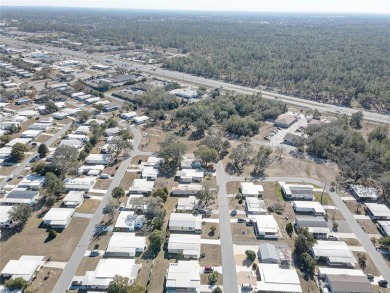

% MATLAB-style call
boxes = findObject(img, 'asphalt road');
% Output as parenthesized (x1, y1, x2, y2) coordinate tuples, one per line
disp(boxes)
(0, 122, 72, 189)
(216, 161, 239, 293)
(53, 126, 145, 292)
(1, 37, 389, 124)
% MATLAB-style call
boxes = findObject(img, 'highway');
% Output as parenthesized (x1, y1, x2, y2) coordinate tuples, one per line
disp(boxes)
(1, 36, 389, 124)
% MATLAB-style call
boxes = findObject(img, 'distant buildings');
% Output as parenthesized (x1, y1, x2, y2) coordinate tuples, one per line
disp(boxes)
(350, 184, 379, 202)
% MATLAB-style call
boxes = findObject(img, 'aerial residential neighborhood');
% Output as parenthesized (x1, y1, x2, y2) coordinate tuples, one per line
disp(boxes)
(0, 4, 390, 293)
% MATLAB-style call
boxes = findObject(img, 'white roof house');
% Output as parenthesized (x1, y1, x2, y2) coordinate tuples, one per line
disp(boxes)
(20, 129, 42, 138)
(129, 179, 154, 194)
(250, 215, 280, 239)
(312, 241, 356, 267)
(6, 138, 32, 147)
(141, 166, 158, 180)
(63, 191, 84, 208)
(292, 201, 325, 216)
(365, 203, 390, 220)
(59, 139, 83, 149)
(68, 134, 89, 142)
(176, 196, 198, 212)
(28, 122, 50, 131)
(169, 88, 198, 99)
(125, 194, 150, 212)
(64, 177, 96, 191)
(18, 110, 39, 118)
(1, 255, 44, 281)
(42, 208, 75, 229)
(169, 213, 202, 233)
(281, 183, 314, 200)
(81, 259, 141, 290)
(256, 263, 302, 293)
(17, 175, 45, 190)
(175, 169, 204, 183)
(171, 184, 202, 196)
(317, 267, 365, 279)
(121, 112, 137, 120)
(165, 261, 201, 292)
(143, 156, 164, 167)
(75, 126, 90, 135)
(295, 215, 330, 239)
(377, 221, 390, 236)
(350, 184, 379, 201)
(0, 188, 39, 206)
(105, 232, 146, 257)
(132, 115, 149, 125)
(168, 234, 201, 259)
(246, 197, 267, 215)
(115, 211, 145, 232)
(53, 111, 69, 120)
(104, 127, 121, 136)
(85, 154, 112, 165)
(240, 182, 264, 197)
(0, 206, 14, 228)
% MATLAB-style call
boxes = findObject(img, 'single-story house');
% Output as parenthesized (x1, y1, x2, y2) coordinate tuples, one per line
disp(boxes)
(317, 267, 365, 279)
(165, 261, 201, 293)
(1, 255, 44, 281)
(63, 191, 84, 208)
(105, 232, 146, 257)
(169, 213, 202, 233)
(75, 126, 90, 135)
(59, 139, 83, 149)
(0, 206, 14, 228)
(28, 122, 50, 131)
(180, 157, 201, 169)
(350, 184, 379, 202)
(246, 197, 267, 215)
(295, 215, 330, 239)
(281, 183, 314, 200)
(312, 240, 356, 267)
(175, 169, 204, 183)
(53, 111, 69, 120)
(167, 234, 201, 259)
(81, 259, 141, 290)
(21, 129, 42, 139)
(258, 243, 280, 264)
(240, 182, 264, 197)
(18, 175, 45, 190)
(132, 115, 149, 125)
(292, 201, 325, 216)
(78, 164, 105, 176)
(171, 184, 202, 196)
(283, 133, 304, 146)
(121, 112, 137, 120)
(256, 263, 302, 293)
(103, 104, 120, 112)
(85, 97, 100, 104)
(141, 166, 158, 180)
(251, 215, 280, 239)
(0, 188, 39, 206)
(176, 196, 198, 213)
(326, 274, 373, 293)
(365, 203, 390, 220)
(71, 92, 85, 98)
(169, 88, 198, 99)
(377, 221, 390, 236)
(64, 177, 96, 191)
(6, 137, 32, 147)
(115, 211, 145, 232)
(15, 98, 31, 105)
(125, 194, 151, 213)
(62, 108, 81, 116)
(142, 156, 165, 168)
(85, 154, 112, 165)
(274, 113, 297, 128)
(42, 208, 75, 229)
(68, 134, 89, 142)
(18, 110, 39, 118)
(12, 115, 28, 123)
(104, 127, 121, 137)
(129, 179, 154, 195)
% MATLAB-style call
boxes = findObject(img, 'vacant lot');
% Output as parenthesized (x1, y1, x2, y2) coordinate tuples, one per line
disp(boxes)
(76, 199, 100, 214)
(345, 200, 364, 215)
(131, 155, 149, 165)
(76, 256, 102, 276)
(200, 244, 222, 267)
(147, 258, 171, 293)
(139, 127, 166, 152)
(201, 222, 220, 239)
(154, 177, 178, 191)
(359, 219, 380, 235)
(26, 267, 63, 293)
(0, 217, 89, 270)
(231, 223, 257, 243)
(0, 165, 17, 176)
(119, 172, 140, 191)
(314, 192, 334, 205)
(353, 251, 380, 276)
(93, 178, 112, 190)
(88, 230, 112, 251)
(35, 134, 53, 143)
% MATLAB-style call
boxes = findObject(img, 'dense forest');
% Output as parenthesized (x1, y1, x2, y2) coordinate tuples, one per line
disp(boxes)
(2, 8, 390, 112)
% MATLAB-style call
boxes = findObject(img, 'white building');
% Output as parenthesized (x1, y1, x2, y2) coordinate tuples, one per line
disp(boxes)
(28, 122, 50, 131)
(81, 259, 141, 290)
(6, 137, 32, 147)
(171, 184, 202, 196)
(169, 213, 202, 233)
(0, 206, 14, 228)
(312, 241, 356, 267)
(75, 126, 90, 135)
(63, 191, 84, 208)
(64, 177, 96, 191)
(240, 182, 264, 197)
(168, 234, 201, 259)
(170, 88, 198, 99)
(59, 139, 83, 149)
(246, 197, 267, 215)
(292, 201, 325, 216)
(251, 215, 280, 239)
(104, 127, 121, 136)
(350, 184, 379, 202)
(42, 208, 75, 229)
(53, 112, 69, 120)
(377, 221, 390, 236)
(132, 115, 149, 125)
(141, 166, 158, 180)
(105, 232, 146, 257)
(175, 169, 204, 183)
(85, 154, 112, 165)
(256, 263, 302, 293)
(0, 189, 39, 206)
(365, 203, 390, 220)
(165, 261, 201, 293)
(68, 134, 89, 142)
(142, 156, 164, 168)
(129, 179, 154, 194)
(115, 211, 145, 232)
(121, 112, 137, 120)
(295, 215, 330, 239)
(176, 196, 198, 212)
(281, 183, 314, 200)
(21, 129, 42, 138)
(125, 194, 152, 212)
(18, 175, 45, 190)
(1, 255, 44, 281)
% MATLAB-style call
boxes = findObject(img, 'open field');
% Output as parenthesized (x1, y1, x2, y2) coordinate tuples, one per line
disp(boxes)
(93, 178, 112, 190)
(200, 244, 222, 267)
(201, 222, 220, 239)
(75, 255, 102, 276)
(231, 223, 257, 243)
(26, 267, 63, 293)
(76, 199, 100, 214)
(147, 258, 170, 293)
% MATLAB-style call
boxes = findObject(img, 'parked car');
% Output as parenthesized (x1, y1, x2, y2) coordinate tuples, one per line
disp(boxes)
(7, 175, 15, 182)
(378, 280, 388, 287)
(367, 274, 374, 280)
(90, 249, 100, 257)
(237, 218, 245, 223)
(327, 235, 339, 241)
(246, 219, 255, 226)
(17, 175, 24, 179)
(204, 266, 213, 273)
(99, 173, 109, 179)
(230, 210, 237, 216)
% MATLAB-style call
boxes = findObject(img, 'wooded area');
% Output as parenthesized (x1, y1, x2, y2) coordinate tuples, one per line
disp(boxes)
(2, 8, 389, 112)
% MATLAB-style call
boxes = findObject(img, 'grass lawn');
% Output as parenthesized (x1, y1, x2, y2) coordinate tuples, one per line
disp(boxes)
(314, 192, 334, 205)
(119, 172, 140, 191)
(0, 165, 17, 176)
(201, 222, 220, 239)
(75, 256, 102, 276)
(0, 217, 89, 270)
(88, 230, 112, 251)
(341, 238, 361, 246)
(26, 268, 63, 293)
(200, 244, 222, 267)
(35, 134, 53, 143)
(131, 155, 149, 165)
(358, 220, 380, 235)
(93, 179, 113, 190)
(231, 223, 257, 243)
(226, 181, 241, 195)
(76, 199, 100, 214)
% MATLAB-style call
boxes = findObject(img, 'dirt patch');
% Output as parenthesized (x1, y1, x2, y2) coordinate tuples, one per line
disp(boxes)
(119, 172, 141, 191)
(199, 244, 222, 267)
(76, 256, 102, 276)
(90, 140, 106, 154)
(0, 165, 17, 176)
(231, 223, 257, 243)
(298, 272, 320, 293)
(353, 251, 380, 276)
(341, 238, 361, 246)
(358, 220, 380, 235)
(201, 222, 220, 240)
(93, 179, 113, 190)
(154, 177, 178, 192)
(88, 230, 113, 251)
(0, 217, 89, 270)
(131, 155, 150, 165)
(345, 200, 364, 215)
(26, 267, 63, 293)
(148, 258, 170, 293)
(138, 126, 166, 152)
(226, 181, 241, 195)
(236, 269, 257, 286)
(76, 199, 100, 214)
(135, 259, 153, 288)
(325, 209, 345, 221)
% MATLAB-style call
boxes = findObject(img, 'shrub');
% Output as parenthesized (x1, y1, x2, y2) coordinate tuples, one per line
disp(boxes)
(252, 263, 258, 270)
(49, 230, 57, 239)
(245, 250, 256, 261)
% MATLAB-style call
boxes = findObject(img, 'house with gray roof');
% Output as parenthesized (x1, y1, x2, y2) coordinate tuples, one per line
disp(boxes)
(258, 243, 280, 264)
(295, 215, 330, 239)
(326, 274, 373, 293)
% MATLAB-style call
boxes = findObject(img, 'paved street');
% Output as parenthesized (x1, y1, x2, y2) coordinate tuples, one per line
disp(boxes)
(0, 122, 72, 189)
(1, 37, 388, 124)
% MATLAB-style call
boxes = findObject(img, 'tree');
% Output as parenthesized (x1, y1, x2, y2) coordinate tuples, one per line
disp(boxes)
(211, 287, 222, 293)
(294, 227, 314, 255)
(148, 230, 165, 253)
(38, 143, 49, 158)
(210, 225, 216, 235)
(159, 134, 186, 168)
(44, 172, 65, 196)
(350, 111, 363, 129)
(8, 204, 33, 226)
(44, 101, 58, 114)
(245, 250, 256, 261)
(208, 271, 219, 285)
(8, 123, 21, 135)
(78, 150, 88, 161)
(48, 230, 57, 239)
(0, 135, 12, 146)
(268, 202, 284, 214)
(153, 217, 164, 230)
(196, 181, 218, 209)
(105, 199, 118, 220)
(152, 188, 168, 203)
(357, 253, 367, 270)
(5, 277, 28, 290)
(252, 146, 272, 176)
(45, 196, 56, 207)
(76, 110, 91, 123)
(111, 136, 133, 158)
(313, 109, 321, 120)
(200, 134, 224, 154)
(112, 187, 125, 199)
(229, 143, 253, 172)
(379, 236, 390, 248)
(108, 275, 145, 293)
(52, 145, 79, 177)
(11, 143, 28, 162)
(194, 145, 219, 167)
(286, 223, 293, 237)
(300, 253, 316, 278)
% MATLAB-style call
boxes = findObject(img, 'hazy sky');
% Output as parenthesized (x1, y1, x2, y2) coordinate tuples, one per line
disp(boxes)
(1, 0, 389, 14)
